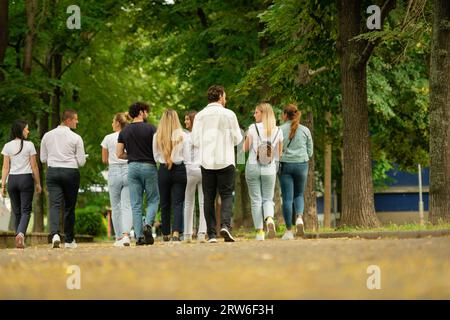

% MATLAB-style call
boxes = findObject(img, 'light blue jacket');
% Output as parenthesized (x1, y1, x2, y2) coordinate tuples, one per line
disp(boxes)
(280, 121, 313, 163)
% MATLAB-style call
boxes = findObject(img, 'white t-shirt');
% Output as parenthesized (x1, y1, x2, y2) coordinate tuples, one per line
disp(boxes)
(152, 131, 188, 165)
(247, 123, 283, 165)
(1, 140, 37, 175)
(101, 132, 128, 165)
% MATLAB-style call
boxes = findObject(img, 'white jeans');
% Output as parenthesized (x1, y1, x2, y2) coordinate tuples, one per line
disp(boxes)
(184, 168, 207, 236)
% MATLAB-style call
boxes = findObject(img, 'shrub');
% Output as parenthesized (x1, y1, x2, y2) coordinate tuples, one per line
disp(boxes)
(74, 206, 107, 237)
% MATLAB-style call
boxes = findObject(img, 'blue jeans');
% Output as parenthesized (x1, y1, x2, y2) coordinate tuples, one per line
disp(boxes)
(245, 163, 277, 230)
(108, 165, 132, 239)
(279, 162, 309, 229)
(128, 162, 159, 239)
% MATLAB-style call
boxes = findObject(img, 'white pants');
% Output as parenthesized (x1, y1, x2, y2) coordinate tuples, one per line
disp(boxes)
(184, 168, 207, 236)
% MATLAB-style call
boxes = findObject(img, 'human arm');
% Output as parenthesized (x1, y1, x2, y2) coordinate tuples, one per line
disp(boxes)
(76, 137, 87, 167)
(1, 155, 9, 197)
(116, 143, 128, 160)
(102, 148, 109, 165)
(30, 155, 42, 194)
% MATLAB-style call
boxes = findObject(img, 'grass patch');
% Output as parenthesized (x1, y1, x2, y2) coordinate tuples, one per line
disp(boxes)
(233, 222, 450, 238)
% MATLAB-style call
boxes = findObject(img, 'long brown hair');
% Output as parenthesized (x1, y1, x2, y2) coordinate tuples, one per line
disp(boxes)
(284, 104, 301, 140)
(156, 109, 184, 169)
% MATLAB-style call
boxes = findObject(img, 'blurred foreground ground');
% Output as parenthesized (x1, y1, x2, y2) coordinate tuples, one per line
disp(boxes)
(0, 236, 449, 299)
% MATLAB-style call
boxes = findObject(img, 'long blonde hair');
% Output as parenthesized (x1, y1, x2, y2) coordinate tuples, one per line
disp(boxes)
(156, 109, 184, 170)
(256, 103, 276, 137)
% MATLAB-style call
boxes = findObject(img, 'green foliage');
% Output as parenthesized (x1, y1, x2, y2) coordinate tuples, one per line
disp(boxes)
(74, 205, 107, 237)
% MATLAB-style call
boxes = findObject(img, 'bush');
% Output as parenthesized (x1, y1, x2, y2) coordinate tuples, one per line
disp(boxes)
(74, 206, 107, 237)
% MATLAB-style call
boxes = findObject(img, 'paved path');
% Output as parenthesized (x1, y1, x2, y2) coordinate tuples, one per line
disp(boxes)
(0, 237, 449, 299)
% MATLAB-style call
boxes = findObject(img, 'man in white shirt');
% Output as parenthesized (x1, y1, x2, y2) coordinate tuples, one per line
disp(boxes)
(40, 109, 86, 249)
(191, 85, 243, 242)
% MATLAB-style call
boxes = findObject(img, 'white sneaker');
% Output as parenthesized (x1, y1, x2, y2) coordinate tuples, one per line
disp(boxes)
(52, 234, 61, 249)
(197, 233, 206, 243)
(208, 238, 218, 243)
(281, 230, 294, 240)
(114, 239, 124, 247)
(122, 235, 131, 247)
(266, 217, 276, 239)
(296, 216, 305, 237)
(255, 231, 265, 241)
(64, 240, 77, 249)
(184, 234, 192, 243)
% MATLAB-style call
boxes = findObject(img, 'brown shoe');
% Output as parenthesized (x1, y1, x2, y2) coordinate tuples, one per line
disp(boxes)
(15, 233, 25, 249)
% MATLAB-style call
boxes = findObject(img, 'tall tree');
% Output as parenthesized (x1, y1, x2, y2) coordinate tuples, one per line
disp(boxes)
(337, 0, 396, 227)
(0, 0, 8, 81)
(429, 0, 450, 224)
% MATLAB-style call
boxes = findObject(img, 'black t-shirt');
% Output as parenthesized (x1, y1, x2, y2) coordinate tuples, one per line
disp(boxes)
(118, 122, 157, 164)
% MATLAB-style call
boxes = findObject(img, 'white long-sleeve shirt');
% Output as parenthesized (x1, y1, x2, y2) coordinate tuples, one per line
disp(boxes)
(191, 103, 243, 170)
(40, 125, 86, 169)
(152, 131, 188, 165)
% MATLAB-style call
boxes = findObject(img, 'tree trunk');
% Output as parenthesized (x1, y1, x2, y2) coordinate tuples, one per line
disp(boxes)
(51, 53, 62, 128)
(337, 0, 380, 228)
(323, 111, 332, 228)
(429, 0, 450, 224)
(303, 112, 318, 231)
(0, 0, 9, 81)
(33, 113, 49, 232)
(23, 0, 37, 76)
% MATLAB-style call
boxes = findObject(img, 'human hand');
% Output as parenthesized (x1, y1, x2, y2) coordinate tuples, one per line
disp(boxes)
(35, 184, 42, 194)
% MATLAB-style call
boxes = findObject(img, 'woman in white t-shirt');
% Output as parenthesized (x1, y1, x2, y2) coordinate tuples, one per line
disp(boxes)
(101, 113, 132, 247)
(243, 103, 283, 241)
(1, 120, 42, 249)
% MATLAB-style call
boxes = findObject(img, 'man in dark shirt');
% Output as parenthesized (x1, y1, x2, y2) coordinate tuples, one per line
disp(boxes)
(117, 102, 159, 246)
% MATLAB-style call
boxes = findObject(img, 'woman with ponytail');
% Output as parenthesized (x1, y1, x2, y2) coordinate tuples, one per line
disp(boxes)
(279, 104, 313, 240)
(1, 120, 42, 248)
(101, 112, 133, 247)
(153, 109, 188, 242)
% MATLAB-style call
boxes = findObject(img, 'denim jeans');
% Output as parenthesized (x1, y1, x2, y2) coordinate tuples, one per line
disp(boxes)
(245, 163, 277, 230)
(127, 162, 159, 239)
(108, 164, 132, 239)
(279, 162, 309, 229)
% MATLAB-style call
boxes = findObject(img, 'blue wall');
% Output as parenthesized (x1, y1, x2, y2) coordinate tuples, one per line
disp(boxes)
(316, 166, 429, 214)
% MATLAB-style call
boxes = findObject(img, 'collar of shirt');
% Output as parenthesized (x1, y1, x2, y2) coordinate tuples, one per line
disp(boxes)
(206, 102, 224, 108)
(57, 125, 71, 131)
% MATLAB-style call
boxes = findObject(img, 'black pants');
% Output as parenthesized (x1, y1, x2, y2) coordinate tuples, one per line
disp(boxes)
(201, 165, 235, 238)
(7, 174, 34, 235)
(158, 163, 187, 236)
(46, 167, 80, 243)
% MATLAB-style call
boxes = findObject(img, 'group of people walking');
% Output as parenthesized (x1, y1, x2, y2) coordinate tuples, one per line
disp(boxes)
(1, 85, 313, 249)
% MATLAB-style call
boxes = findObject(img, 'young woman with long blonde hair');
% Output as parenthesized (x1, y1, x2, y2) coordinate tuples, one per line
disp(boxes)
(243, 103, 283, 241)
(153, 109, 188, 242)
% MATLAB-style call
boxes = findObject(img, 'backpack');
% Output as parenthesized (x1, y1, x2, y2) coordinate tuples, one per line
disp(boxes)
(254, 124, 280, 165)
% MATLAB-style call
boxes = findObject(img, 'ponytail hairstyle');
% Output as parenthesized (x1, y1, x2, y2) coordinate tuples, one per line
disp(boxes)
(114, 112, 132, 129)
(283, 104, 301, 140)
(10, 120, 28, 155)
(156, 109, 184, 170)
(256, 103, 276, 137)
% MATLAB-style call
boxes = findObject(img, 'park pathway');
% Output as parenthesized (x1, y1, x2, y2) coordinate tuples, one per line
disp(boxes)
(0, 237, 449, 299)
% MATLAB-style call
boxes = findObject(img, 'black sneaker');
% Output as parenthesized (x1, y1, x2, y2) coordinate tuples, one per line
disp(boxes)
(136, 237, 146, 246)
(220, 227, 235, 242)
(143, 224, 154, 245)
(163, 235, 171, 242)
(171, 236, 181, 242)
